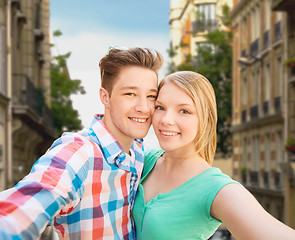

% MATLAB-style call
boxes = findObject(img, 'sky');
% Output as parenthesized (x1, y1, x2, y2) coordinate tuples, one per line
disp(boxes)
(50, 0, 171, 149)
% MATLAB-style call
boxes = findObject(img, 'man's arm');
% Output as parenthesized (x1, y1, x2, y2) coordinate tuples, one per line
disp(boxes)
(0, 133, 90, 239)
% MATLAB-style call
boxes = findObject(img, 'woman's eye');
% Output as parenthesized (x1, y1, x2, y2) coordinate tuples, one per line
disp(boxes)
(155, 105, 164, 111)
(180, 109, 190, 114)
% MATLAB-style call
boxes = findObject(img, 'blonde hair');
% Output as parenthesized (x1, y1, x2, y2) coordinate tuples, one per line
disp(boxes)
(99, 47, 163, 95)
(159, 71, 217, 165)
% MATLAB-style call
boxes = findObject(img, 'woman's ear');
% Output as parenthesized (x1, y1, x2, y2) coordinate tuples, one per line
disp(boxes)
(99, 87, 110, 107)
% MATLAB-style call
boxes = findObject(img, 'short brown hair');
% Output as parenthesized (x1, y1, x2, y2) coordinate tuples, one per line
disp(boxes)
(99, 47, 163, 95)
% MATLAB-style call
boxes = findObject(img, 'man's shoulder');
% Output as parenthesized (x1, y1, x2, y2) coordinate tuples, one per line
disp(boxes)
(48, 131, 101, 155)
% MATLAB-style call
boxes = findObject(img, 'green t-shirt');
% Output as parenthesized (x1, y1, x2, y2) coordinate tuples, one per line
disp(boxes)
(132, 148, 240, 240)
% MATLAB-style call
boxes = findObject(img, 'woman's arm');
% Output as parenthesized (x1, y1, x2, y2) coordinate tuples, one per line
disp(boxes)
(211, 183, 295, 240)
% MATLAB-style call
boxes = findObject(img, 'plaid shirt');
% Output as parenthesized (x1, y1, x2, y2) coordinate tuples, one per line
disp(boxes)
(0, 115, 144, 239)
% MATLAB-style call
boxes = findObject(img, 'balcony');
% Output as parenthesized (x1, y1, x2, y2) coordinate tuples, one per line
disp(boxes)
(250, 39, 259, 58)
(192, 19, 218, 33)
(274, 21, 282, 42)
(12, 74, 53, 128)
(34, 29, 44, 41)
(272, 0, 295, 11)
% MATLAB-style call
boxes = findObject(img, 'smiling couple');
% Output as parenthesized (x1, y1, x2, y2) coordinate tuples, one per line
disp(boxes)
(1, 47, 295, 240)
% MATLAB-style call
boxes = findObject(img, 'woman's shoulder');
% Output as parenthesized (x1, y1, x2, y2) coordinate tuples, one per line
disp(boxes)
(142, 148, 164, 178)
(205, 167, 239, 185)
(144, 148, 164, 160)
(194, 167, 241, 197)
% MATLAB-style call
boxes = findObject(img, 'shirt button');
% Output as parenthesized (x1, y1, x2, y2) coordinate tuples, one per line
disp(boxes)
(119, 152, 124, 157)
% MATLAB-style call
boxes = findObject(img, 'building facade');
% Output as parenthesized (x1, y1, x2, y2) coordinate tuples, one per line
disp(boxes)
(231, 0, 295, 227)
(0, 0, 9, 190)
(0, 0, 55, 191)
(169, 0, 233, 66)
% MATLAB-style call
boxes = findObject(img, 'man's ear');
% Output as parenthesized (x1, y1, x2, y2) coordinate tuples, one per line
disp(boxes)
(99, 87, 110, 107)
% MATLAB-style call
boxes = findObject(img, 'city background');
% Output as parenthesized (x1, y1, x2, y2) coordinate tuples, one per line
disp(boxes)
(0, 0, 294, 239)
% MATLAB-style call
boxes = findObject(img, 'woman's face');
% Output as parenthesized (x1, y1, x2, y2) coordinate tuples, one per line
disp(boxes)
(152, 82, 199, 152)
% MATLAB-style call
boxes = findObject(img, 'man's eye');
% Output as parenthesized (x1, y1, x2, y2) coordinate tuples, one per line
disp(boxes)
(124, 93, 135, 96)
(155, 105, 164, 111)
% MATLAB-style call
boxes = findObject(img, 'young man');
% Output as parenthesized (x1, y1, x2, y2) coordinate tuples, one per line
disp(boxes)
(0, 47, 163, 239)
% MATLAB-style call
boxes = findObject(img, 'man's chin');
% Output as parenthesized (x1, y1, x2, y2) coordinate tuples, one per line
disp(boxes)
(132, 131, 149, 140)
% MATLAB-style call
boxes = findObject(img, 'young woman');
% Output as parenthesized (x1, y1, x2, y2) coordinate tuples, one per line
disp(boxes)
(132, 71, 295, 240)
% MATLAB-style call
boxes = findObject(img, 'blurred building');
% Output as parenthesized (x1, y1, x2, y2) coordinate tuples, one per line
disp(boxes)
(169, 0, 233, 66)
(272, 0, 295, 227)
(0, 0, 55, 191)
(231, 0, 295, 228)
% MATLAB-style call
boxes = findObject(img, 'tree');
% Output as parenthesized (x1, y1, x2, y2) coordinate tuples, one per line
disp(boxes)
(51, 30, 86, 136)
(171, 5, 232, 155)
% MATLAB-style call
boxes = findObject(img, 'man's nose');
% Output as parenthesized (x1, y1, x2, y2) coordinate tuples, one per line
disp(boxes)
(134, 97, 151, 113)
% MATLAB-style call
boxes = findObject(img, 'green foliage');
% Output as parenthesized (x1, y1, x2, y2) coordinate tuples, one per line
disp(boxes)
(284, 58, 295, 67)
(286, 137, 295, 148)
(171, 5, 233, 155)
(51, 30, 86, 136)
(195, 30, 232, 155)
(285, 137, 295, 153)
(167, 47, 176, 58)
(53, 30, 62, 37)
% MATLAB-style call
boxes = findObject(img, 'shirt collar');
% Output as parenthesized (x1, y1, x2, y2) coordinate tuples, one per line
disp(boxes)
(89, 114, 143, 171)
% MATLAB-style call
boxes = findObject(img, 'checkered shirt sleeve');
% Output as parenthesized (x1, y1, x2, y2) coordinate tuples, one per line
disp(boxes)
(0, 115, 144, 239)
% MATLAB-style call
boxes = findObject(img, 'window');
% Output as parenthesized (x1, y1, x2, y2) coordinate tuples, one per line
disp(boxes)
(194, 3, 217, 32)
(264, 63, 270, 101)
(251, 6, 260, 41)
(196, 42, 214, 52)
(265, 0, 271, 31)
(242, 77, 248, 106)
(275, 57, 282, 96)
(241, 18, 248, 52)
(276, 132, 282, 169)
(0, 25, 6, 95)
(243, 138, 247, 167)
(265, 134, 270, 171)
(199, 3, 216, 21)
(252, 135, 260, 171)
(251, 70, 260, 106)
(0, 169, 4, 191)
(35, 1, 42, 29)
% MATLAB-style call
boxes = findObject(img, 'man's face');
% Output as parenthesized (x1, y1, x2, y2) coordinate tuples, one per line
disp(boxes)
(102, 66, 158, 147)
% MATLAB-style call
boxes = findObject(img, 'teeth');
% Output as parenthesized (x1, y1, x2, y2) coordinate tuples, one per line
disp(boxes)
(130, 118, 147, 123)
(161, 131, 178, 136)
